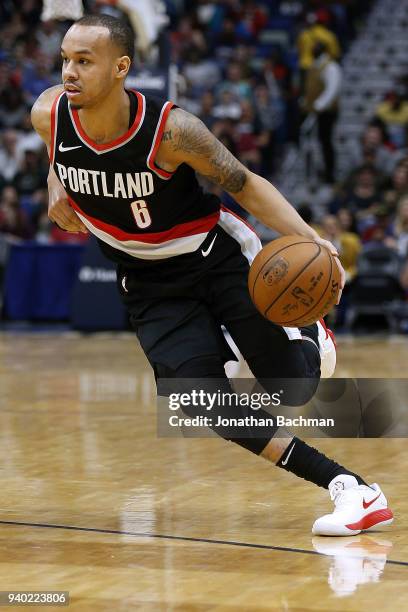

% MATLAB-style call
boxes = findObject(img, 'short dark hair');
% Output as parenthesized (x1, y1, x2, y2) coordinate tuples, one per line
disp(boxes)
(75, 14, 135, 62)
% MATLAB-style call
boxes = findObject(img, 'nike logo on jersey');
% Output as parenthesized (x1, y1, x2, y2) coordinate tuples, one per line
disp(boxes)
(59, 143, 82, 152)
(281, 442, 296, 466)
(122, 276, 129, 293)
(201, 233, 217, 257)
(363, 492, 382, 509)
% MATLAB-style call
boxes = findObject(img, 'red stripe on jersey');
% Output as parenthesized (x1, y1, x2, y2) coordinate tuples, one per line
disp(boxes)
(71, 90, 145, 151)
(69, 196, 220, 243)
(49, 91, 63, 164)
(147, 101, 175, 179)
(220, 205, 259, 237)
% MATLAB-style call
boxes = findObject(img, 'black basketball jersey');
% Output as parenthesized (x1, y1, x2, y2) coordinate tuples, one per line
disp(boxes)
(50, 90, 221, 266)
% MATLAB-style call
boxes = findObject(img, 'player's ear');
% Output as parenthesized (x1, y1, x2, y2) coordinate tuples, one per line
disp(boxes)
(115, 56, 131, 79)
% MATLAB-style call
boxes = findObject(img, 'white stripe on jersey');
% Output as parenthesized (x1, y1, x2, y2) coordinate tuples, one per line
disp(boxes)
(75, 210, 209, 260)
(218, 209, 302, 341)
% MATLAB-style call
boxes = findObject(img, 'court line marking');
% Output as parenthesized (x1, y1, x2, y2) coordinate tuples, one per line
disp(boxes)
(0, 520, 407, 567)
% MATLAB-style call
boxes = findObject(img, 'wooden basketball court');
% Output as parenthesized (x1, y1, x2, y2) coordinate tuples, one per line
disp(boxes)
(0, 332, 407, 610)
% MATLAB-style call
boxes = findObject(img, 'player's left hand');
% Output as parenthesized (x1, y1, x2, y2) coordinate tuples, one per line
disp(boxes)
(314, 237, 345, 304)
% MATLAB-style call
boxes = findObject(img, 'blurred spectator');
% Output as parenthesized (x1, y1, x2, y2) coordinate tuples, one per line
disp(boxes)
(0, 185, 33, 240)
(29, 188, 50, 236)
(18, 111, 45, 154)
(235, 99, 262, 172)
(331, 165, 381, 216)
(170, 16, 200, 63)
(297, 11, 341, 72)
(321, 213, 361, 282)
(391, 194, 408, 258)
(41, 0, 83, 21)
(237, 0, 268, 38)
(22, 52, 54, 106)
(176, 76, 201, 115)
(337, 207, 358, 234)
(215, 17, 240, 50)
(375, 85, 408, 149)
(347, 122, 398, 177)
(304, 41, 342, 183)
(360, 205, 395, 249)
(182, 47, 221, 96)
(0, 81, 27, 130)
(254, 83, 283, 134)
(263, 53, 290, 101)
(213, 89, 242, 120)
(216, 61, 252, 102)
(13, 150, 47, 198)
(254, 83, 283, 174)
(199, 91, 216, 129)
(36, 19, 63, 59)
(383, 158, 408, 212)
(0, 130, 24, 183)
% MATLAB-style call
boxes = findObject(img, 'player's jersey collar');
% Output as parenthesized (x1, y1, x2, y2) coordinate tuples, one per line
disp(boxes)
(68, 89, 146, 155)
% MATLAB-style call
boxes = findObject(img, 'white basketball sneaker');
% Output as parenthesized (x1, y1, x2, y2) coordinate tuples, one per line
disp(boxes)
(312, 474, 394, 536)
(317, 318, 337, 378)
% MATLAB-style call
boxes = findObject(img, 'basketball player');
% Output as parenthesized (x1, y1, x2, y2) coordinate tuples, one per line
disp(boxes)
(31, 14, 393, 536)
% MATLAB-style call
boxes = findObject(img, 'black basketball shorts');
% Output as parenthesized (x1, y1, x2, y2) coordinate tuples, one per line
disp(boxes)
(116, 209, 320, 387)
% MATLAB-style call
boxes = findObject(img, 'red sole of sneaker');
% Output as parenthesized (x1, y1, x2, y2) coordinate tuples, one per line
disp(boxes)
(345, 508, 394, 531)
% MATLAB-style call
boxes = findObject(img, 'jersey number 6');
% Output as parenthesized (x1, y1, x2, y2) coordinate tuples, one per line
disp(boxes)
(131, 199, 152, 229)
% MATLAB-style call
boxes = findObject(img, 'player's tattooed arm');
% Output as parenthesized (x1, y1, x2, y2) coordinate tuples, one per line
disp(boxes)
(158, 107, 345, 299)
(157, 108, 248, 193)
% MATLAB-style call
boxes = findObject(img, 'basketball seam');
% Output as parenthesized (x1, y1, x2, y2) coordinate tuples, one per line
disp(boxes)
(272, 248, 336, 325)
(250, 239, 316, 301)
(264, 245, 322, 318)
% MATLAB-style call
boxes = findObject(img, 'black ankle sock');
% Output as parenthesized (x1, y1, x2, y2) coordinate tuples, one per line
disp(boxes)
(276, 437, 368, 489)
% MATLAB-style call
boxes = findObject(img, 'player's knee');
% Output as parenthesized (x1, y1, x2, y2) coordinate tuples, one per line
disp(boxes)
(283, 377, 320, 406)
(287, 377, 320, 406)
(257, 376, 319, 407)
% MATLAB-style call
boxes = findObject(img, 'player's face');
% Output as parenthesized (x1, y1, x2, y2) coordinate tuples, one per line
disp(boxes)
(61, 25, 124, 109)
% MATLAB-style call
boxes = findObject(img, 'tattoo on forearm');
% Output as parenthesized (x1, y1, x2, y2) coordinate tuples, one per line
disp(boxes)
(169, 109, 247, 193)
(162, 130, 172, 141)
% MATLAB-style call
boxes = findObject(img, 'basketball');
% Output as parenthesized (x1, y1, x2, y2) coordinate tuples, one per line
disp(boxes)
(248, 236, 341, 327)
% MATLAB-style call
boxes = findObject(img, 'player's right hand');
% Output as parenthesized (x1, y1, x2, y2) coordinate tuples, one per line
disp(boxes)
(49, 196, 89, 234)
(48, 181, 88, 234)
(314, 237, 345, 305)
(47, 166, 88, 234)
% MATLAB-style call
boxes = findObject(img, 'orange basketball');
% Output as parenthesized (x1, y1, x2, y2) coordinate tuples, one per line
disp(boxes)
(248, 235, 341, 327)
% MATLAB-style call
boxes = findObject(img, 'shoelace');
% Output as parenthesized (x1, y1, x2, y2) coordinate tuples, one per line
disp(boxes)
(329, 481, 347, 502)
(331, 484, 376, 509)
(331, 489, 358, 509)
